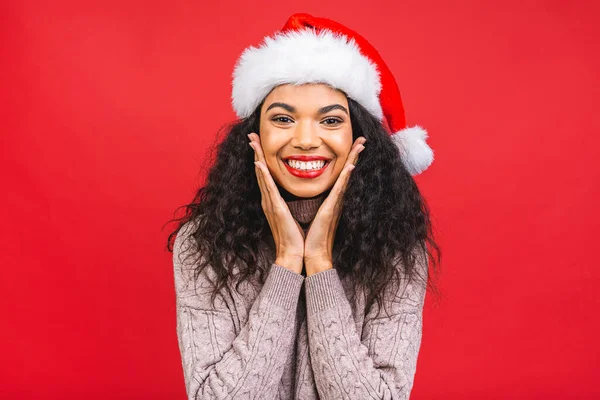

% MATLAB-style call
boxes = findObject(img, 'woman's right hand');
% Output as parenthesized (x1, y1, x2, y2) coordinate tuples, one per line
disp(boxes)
(248, 132, 305, 275)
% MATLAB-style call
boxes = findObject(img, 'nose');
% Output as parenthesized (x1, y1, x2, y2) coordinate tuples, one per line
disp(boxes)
(291, 119, 321, 150)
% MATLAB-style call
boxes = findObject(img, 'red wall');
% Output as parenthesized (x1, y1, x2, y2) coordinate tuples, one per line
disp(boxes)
(2, 1, 599, 398)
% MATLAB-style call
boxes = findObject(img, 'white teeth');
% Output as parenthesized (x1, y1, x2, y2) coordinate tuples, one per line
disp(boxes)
(286, 159, 326, 171)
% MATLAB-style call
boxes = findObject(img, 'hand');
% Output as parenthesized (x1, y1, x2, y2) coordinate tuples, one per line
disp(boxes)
(248, 132, 305, 274)
(304, 137, 366, 276)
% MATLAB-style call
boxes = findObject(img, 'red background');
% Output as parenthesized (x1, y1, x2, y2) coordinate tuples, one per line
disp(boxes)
(2, 1, 599, 398)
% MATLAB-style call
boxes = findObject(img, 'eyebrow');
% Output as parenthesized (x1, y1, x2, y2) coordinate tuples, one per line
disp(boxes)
(266, 102, 349, 116)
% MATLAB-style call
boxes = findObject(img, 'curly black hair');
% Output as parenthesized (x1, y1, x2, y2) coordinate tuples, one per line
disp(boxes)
(165, 94, 442, 319)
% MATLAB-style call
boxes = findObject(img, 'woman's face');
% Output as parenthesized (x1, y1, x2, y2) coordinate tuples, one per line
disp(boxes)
(258, 83, 353, 198)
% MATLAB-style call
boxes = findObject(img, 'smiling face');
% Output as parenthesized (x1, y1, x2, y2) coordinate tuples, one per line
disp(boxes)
(258, 83, 354, 198)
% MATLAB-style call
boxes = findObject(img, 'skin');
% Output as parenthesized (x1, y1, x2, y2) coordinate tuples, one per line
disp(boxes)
(248, 83, 366, 276)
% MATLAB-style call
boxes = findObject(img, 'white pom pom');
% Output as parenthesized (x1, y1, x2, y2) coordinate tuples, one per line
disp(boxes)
(390, 125, 434, 176)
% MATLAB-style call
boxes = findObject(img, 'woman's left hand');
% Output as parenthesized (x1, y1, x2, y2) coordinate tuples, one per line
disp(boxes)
(304, 136, 366, 276)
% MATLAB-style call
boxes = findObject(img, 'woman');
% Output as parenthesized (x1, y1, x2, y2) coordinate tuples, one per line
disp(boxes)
(167, 13, 441, 400)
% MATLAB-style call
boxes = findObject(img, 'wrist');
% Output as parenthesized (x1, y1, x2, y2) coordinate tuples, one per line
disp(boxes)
(304, 254, 331, 265)
(304, 257, 333, 275)
(275, 256, 303, 273)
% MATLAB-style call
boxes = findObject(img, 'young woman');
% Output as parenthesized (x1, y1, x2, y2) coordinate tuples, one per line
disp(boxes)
(167, 13, 441, 400)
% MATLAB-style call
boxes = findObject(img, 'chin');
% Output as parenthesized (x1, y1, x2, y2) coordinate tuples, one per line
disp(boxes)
(278, 181, 331, 199)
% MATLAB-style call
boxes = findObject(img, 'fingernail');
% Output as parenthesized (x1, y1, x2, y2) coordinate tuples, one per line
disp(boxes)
(349, 164, 356, 171)
(359, 145, 365, 152)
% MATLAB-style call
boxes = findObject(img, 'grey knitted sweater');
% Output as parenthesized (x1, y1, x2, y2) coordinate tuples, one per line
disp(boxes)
(173, 194, 428, 399)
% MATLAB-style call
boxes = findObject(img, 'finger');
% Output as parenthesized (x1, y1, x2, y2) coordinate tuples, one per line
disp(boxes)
(255, 160, 285, 210)
(326, 162, 356, 214)
(248, 132, 263, 161)
(248, 134, 259, 163)
(320, 139, 364, 210)
(251, 133, 276, 205)
(336, 139, 363, 192)
(254, 161, 276, 214)
(250, 142, 271, 209)
(308, 138, 365, 219)
(251, 134, 268, 167)
(347, 138, 365, 166)
(253, 156, 272, 212)
(337, 163, 356, 196)
(249, 135, 271, 201)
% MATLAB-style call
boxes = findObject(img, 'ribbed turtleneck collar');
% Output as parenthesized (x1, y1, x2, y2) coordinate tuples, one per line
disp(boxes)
(285, 192, 328, 226)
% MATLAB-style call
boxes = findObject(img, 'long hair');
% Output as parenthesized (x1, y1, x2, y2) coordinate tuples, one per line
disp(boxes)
(165, 94, 442, 318)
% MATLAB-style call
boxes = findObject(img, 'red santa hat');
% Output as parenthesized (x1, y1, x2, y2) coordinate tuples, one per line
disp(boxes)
(231, 13, 434, 175)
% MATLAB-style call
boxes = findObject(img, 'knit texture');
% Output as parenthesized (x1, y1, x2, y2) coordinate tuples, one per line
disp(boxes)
(173, 193, 428, 399)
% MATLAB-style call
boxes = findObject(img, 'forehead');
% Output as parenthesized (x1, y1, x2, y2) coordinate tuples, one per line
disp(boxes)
(263, 83, 348, 109)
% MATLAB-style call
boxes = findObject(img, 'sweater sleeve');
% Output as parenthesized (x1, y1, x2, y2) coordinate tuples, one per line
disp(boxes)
(173, 221, 305, 400)
(304, 251, 428, 400)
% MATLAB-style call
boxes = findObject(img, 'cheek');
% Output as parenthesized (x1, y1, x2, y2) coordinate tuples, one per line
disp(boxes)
(328, 147, 352, 177)
(332, 133, 354, 161)
(257, 129, 278, 156)
(258, 133, 285, 171)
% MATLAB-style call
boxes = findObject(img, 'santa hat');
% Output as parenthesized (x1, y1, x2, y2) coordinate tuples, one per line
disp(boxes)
(231, 13, 434, 175)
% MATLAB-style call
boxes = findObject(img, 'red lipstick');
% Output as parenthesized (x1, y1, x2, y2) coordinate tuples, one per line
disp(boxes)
(284, 155, 330, 161)
(282, 156, 331, 179)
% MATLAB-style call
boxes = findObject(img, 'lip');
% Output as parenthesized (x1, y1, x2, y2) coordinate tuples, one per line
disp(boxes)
(282, 157, 331, 179)
(283, 155, 332, 161)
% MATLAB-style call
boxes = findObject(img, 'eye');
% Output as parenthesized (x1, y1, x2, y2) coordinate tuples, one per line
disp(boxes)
(271, 116, 293, 124)
(322, 117, 343, 125)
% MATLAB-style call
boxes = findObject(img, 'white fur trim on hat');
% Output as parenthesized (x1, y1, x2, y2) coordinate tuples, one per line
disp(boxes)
(390, 125, 434, 175)
(232, 28, 383, 119)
